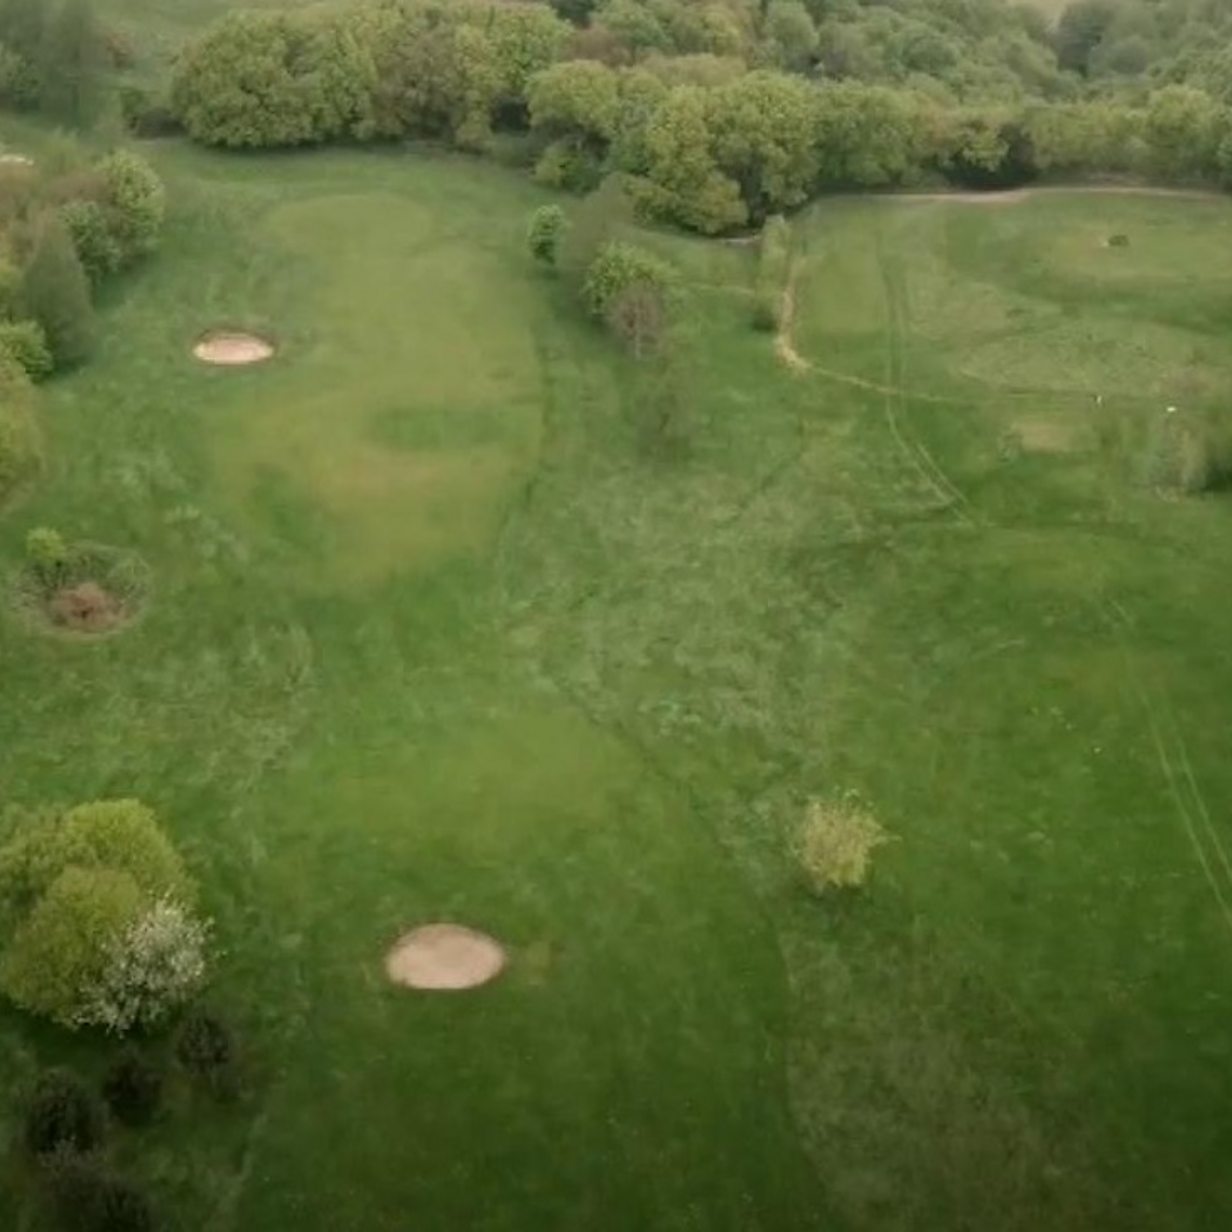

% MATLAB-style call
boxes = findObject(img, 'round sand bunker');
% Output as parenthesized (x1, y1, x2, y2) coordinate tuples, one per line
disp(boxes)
(385, 924, 506, 991)
(193, 330, 275, 366)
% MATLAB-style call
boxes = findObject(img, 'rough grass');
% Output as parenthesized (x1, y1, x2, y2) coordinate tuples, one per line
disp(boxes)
(1, 120, 1231, 1232)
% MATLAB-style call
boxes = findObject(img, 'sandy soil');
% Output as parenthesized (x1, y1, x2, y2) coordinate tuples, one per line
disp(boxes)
(385, 924, 507, 991)
(193, 331, 275, 366)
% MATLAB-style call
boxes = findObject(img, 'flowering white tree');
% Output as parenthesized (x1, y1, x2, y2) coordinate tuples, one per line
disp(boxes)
(78, 899, 211, 1033)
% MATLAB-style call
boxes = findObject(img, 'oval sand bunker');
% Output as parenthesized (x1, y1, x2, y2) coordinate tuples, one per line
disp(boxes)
(385, 924, 507, 991)
(193, 331, 275, 366)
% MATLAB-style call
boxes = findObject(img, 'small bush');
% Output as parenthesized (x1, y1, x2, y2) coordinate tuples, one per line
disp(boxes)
(24, 1069, 104, 1157)
(582, 241, 675, 320)
(60, 200, 123, 284)
(0, 359, 39, 503)
(526, 204, 567, 267)
(176, 1008, 238, 1098)
(795, 798, 889, 894)
(25, 526, 69, 587)
(0, 318, 52, 379)
(102, 1049, 163, 1127)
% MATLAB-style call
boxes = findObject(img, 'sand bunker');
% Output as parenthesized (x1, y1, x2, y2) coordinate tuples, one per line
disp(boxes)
(193, 331, 275, 366)
(385, 924, 506, 991)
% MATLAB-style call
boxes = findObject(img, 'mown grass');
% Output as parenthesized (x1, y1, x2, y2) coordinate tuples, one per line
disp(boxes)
(1, 125, 1231, 1230)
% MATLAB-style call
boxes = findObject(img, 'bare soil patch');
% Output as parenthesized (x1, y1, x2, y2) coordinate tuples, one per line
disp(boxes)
(1009, 416, 1083, 455)
(193, 331, 275, 366)
(9, 543, 150, 639)
(49, 581, 122, 632)
(385, 924, 506, 991)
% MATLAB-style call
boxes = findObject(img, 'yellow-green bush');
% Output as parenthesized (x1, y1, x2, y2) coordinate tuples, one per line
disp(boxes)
(794, 798, 889, 894)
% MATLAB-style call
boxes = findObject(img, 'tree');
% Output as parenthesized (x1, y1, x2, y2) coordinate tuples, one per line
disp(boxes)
(176, 1008, 239, 1098)
(102, 1049, 163, 1127)
(582, 240, 675, 319)
(710, 70, 818, 218)
(1, 866, 145, 1026)
(96, 150, 166, 263)
(24, 1069, 103, 1156)
(764, 1, 819, 73)
(0, 799, 206, 1029)
(1054, 0, 1116, 76)
(606, 279, 669, 359)
(0, 318, 52, 378)
(80, 898, 211, 1033)
(20, 217, 96, 368)
(637, 86, 745, 233)
(37, 0, 107, 127)
(527, 205, 567, 266)
(172, 11, 375, 147)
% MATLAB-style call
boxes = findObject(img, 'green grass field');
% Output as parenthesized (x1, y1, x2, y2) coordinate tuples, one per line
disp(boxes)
(2, 120, 1231, 1229)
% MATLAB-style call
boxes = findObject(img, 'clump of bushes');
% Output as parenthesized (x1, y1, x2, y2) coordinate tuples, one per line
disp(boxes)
(0, 799, 210, 1031)
(582, 241, 675, 320)
(24, 1068, 104, 1157)
(526, 204, 567, 267)
(42, 1152, 158, 1232)
(795, 797, 890, 895)
(752, 214, 791, 332)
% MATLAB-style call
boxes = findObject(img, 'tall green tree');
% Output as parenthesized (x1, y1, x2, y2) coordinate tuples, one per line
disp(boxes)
(38, 0, 106, 127)
(20, 216, 96, 368)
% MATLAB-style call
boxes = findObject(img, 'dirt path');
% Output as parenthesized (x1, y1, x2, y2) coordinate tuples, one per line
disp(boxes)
(773, 260, 810, 374)
(865, 184, 1229, 207)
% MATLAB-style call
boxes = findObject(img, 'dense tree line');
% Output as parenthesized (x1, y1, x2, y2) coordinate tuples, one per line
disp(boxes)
(163, 0, 1232, 232)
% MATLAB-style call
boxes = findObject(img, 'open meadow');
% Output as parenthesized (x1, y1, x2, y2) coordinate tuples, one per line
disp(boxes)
(1, 119, 1231, 1230)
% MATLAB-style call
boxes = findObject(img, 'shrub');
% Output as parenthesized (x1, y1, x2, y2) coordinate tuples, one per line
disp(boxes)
(60, 199, 122, 283)
(42, 1153, 157, 1232)
(176, 1008, 237, 1096)
(527, 204, 567, 266)
(0, 800, 205, 1029)
(795, 798, 889, 894)
(605, 279, 669, 358)
(0, 317, 52, 378)
(24, 1069, 103, 1156)
(80, 899, 211, 1033)
(102, 1049, 162, 1126)
(25, 526, 69, 586)
(582, 240, 674, 319)
(20, 216, 96, 368)
(96, 150, 166, 264)
(752, 214, 790, 332)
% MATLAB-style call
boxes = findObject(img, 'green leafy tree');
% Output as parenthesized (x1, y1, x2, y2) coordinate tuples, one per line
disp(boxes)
(1054, 0, 1116, 76)
(583, 239, 675, 319)
(1, 866, 146, 1025)
(37, 0, 107, 127)
(20, 216, 96, 368)
(60, 199, 122, 283)
(0, 356, 37, 502)
(637, 86, 746, 233)
(96, 150, 166, 263)
(763, 1, 818, 73)
(527, 204, 567, 266)
(173, 11, 375, 147)
(710, 70, 818, 218)
(0, 318, 52, 378)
